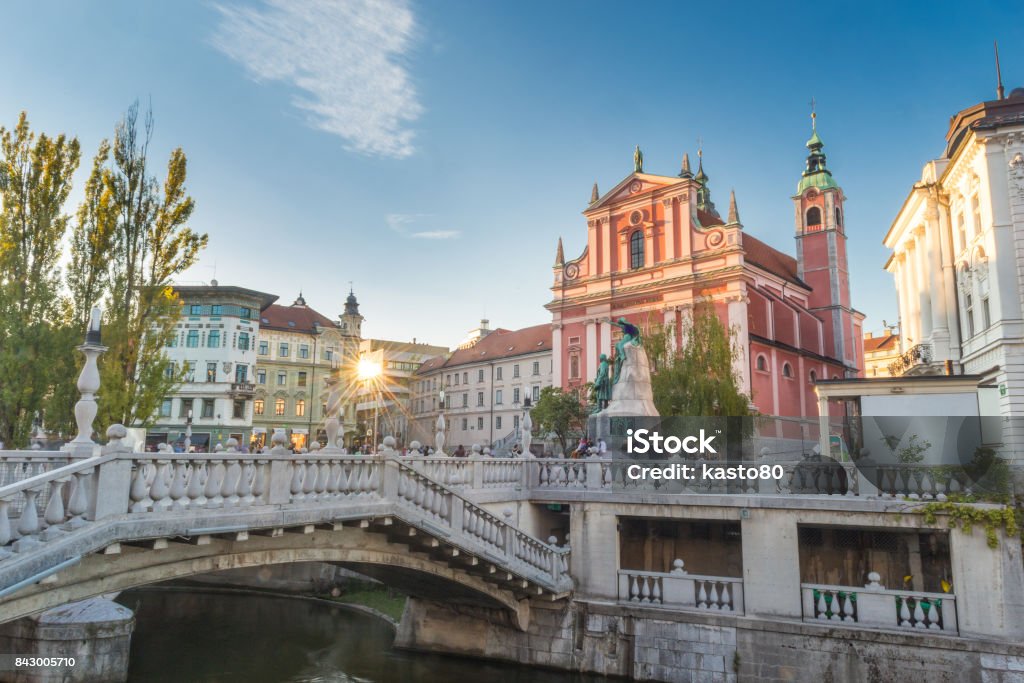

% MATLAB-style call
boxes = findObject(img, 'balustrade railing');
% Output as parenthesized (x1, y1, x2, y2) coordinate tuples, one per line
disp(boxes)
(618, 568, 744, 614)
(801, 584, 957, 634)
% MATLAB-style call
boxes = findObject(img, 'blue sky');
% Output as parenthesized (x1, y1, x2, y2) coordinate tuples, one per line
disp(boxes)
(2, 0, 1022, 347)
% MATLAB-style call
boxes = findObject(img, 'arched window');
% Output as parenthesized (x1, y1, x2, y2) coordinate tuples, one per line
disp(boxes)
(755, 355, 768, 372)
(782, 362, 793, 378)
(806, 207, 822, 228)
(809, 370, 817, 383)
(275, 398, 285, 416)
(629, 230, 644, 269)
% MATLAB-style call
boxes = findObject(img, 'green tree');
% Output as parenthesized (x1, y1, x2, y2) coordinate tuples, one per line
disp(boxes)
(647, 300, 753, 417)
(96, 102, 207, 429)
(530, 385, 590, 454)
(0, 113, 81, 446)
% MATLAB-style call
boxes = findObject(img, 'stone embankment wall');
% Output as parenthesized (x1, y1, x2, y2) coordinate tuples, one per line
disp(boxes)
(395, 597, 1024, 683)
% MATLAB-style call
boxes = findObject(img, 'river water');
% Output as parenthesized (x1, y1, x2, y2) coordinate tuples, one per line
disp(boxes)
(120, 589, 607, 682)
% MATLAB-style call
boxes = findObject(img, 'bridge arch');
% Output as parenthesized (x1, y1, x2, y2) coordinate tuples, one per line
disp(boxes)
(0, 527, 531, 629)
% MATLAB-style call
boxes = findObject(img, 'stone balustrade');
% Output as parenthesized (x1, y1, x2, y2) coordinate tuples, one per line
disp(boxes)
(801, 583, 957, 634)
(618, 566, 744, 614)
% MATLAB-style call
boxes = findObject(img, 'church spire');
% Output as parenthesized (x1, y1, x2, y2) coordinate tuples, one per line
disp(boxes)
(590, 182, 599, 204)
(727, 189, 740, 225)
(678, 153, 693, 178)
(694, 145, 717, 216)
(555, 237, 565, 266)
(797, 102, 838, 194)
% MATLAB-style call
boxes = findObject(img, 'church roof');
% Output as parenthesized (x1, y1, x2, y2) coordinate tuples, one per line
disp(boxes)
(260, 303, 337, 333)
(742, 234, 808, 288)
(864, 332, 900, 353)
(416, 324, 552, 374)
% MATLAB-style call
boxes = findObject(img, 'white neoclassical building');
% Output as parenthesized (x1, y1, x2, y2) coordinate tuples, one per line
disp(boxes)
(883, 83, 1024, 458)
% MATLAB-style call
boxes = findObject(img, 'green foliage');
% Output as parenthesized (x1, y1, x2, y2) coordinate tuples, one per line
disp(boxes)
(918, 499, 1019, 549)
(530, 385, 590, 454)
(881, 433, 931, 463)
(646, 300, 753, 418)
(0, 112, 81, 446)
(965, 447, 1011, 499)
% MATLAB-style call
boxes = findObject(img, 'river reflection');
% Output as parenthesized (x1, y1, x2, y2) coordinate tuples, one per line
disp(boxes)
(120, 589, 607, 683)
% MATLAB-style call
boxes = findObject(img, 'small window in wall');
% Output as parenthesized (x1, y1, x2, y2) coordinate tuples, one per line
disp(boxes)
(806, 206, 822, 228)
(569, 353, 580, 379)
(782, 362, 793, 378)
(809, 370, 817, 383)
(982, 297, 991, 329)
(496, 416, 502, 431)
(755, 355, 768, 372)
(275, 398, 285, 416)
(834, 207, 842, 229)
(477, 417, 484, 430)
(496, 367, 503, 380)
(630, 230, 644, 269)
(254, 399, 264, 415)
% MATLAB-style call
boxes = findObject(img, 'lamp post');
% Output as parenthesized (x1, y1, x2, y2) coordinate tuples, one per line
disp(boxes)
(521, 395, 533, 458)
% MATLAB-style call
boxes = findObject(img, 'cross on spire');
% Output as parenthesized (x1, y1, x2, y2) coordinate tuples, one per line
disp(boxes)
(810, 96, 817, 131)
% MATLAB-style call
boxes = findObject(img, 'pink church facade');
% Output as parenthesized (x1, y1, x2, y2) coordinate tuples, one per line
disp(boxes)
(547, 133, 864, 418)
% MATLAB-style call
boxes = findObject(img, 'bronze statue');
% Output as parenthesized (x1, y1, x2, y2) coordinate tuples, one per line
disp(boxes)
(611, 317, 641, 384)
(633, 145, 643, 173)
(591, 353, 612, 411)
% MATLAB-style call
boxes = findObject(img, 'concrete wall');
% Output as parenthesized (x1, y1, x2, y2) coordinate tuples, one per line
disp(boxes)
(396, 596, 1024, 683)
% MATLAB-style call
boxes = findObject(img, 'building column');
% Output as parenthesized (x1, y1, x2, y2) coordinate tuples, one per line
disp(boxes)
(600, 216, 612, 274)
(551, 324, 563, 388)
(663, 198, 675, 262)
(905, 240, 921, 344)
(727, 294, 750, 395)
(913, 227, 933, 342)
(644, 224, 655, 268)
(599, 319, 612, 360)
(817, 393, 830, 458)
(937, 199, 962, 357)
(585, 319, 597, 383)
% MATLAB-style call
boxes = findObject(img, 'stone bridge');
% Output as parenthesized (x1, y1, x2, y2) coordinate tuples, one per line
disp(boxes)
(0, 428, 571, 629)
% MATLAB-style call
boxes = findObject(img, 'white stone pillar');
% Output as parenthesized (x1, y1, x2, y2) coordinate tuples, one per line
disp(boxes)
(599, 319, 611, 360)
(727, 296, 749, 394)
(817, 393, 830, 458)
(741, 510, 802, 619)
(926, 196, 949, 352)
(914, 227, 933, 342)
(585, 320, 597, 382)
(905, 240, 921, 344)
(601, 216, 612, 274)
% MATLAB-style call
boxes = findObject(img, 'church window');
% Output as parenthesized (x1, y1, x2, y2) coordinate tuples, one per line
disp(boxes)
(809, 370, 817, 383)
(782, 362, 793, 378)
(965, 293, 975, 338)
(834, 207, 842, 229)
(629, 230, 644, 269)
(805, 207, 822, 228)
(755, 355, 768, 372)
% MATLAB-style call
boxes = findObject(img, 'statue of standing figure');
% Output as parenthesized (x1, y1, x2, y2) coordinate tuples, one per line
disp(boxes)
(590, 353, 612, 411)
(611, 317, 641, 384)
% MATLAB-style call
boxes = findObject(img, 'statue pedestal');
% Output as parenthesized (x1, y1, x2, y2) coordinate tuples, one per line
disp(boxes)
(589, 343, 659, 452)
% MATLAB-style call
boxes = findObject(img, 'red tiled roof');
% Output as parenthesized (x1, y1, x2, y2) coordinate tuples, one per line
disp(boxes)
(260, 303, 337, 333)
(864, 333, 899, 352)
(742, 233, 807, 287)
(415, 324, 552, 375)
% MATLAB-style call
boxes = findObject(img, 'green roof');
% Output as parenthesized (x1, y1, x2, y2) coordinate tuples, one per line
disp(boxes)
(806, 130, 824, 148)
(797, 171, 839, 193)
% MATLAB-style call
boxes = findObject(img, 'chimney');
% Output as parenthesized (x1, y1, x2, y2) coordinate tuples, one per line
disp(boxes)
(480, 319, 490, 331)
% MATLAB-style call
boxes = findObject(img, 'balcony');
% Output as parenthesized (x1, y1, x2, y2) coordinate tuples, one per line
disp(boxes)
(618, 567, 744, 614)
(229, 382, 256, 397)
(802, 582, 956, 634)
(887, 343, 932, 376)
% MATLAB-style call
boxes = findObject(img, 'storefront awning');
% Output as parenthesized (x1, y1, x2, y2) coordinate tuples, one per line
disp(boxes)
(252, 427, 267, 434)
(292, 428, 309, 435)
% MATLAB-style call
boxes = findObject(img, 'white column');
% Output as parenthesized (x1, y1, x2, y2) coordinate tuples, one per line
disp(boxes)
(551, 325, 563, 388)
(585, 320, 597, 382)
(914, 227, 933, 342)
(599, 319, 611, 359)
(938, 201, 962, 356)
(906, 240, 921, 344)
(727, 296, 750, 394)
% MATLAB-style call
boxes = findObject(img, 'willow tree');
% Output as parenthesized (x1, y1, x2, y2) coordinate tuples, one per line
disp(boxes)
(95, 103, 207, 428)
(647, 301, 753, 417)
(0, 113, 81, 446)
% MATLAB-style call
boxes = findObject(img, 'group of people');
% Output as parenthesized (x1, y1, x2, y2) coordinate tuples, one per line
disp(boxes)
(571, 436, 607, 458)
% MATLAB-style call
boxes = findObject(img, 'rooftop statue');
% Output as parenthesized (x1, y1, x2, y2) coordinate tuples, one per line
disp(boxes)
(633, 145, 643, 173)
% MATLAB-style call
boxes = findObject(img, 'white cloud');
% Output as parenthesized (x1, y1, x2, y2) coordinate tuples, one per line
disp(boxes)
(385, 213, 459, 240)
(212, 0, 422, 159)
(411, 230, 459, 239)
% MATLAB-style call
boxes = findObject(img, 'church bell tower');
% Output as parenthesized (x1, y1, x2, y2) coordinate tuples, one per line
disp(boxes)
(793, 110, 858, 374)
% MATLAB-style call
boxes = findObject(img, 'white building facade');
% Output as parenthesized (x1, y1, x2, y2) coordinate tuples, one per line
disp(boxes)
(147, 283, 277, 451)
(884, 86, 1024, 460)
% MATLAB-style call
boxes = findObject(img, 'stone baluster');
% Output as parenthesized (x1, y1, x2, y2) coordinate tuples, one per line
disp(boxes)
(251, 459, 268, 505)
(129, 460, 153, 513)
(222, 451, 242, 508)
(187, 461, 208, 508)
(69, 308, 107, 457)
(167, 447, 190, 511)
(67, 469, 91, 527)
(290, 457, 306, 502)
(206, 456, 226, 508)
(150, 458, 172, 512)
(0, 501, 11, 548)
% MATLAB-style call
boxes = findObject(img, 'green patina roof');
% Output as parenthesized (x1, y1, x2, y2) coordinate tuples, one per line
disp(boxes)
(806, 129, 824, 148)
(797, 170, 839, 193)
